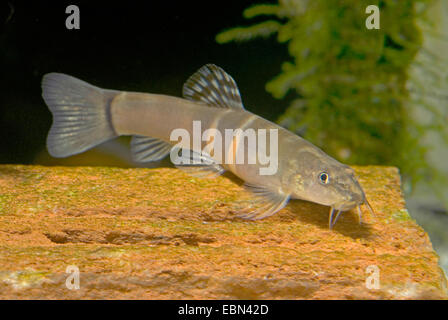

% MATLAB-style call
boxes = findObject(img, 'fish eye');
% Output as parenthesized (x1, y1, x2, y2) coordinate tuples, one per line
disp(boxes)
(318, 172, 330, 185)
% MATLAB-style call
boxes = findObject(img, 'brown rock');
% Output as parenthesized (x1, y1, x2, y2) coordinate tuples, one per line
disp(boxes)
(0, 164, 446, 299)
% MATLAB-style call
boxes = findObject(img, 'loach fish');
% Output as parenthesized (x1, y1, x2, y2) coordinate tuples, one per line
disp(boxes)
(41, 64, 373, 228)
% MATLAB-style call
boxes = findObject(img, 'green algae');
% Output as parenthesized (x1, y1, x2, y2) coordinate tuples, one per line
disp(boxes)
(0, 270, 51, 289)
(391, 209, 413, 222)
(0, 194, 13, 214)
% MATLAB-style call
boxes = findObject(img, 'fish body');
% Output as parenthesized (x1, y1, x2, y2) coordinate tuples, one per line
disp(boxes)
(42, 64, 371, 227)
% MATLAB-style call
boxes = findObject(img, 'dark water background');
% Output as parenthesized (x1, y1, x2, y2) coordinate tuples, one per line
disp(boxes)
(0, 0, 290, 164)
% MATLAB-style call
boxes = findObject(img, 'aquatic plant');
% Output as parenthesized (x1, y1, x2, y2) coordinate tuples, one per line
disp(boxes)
(217, 0, 448, 208)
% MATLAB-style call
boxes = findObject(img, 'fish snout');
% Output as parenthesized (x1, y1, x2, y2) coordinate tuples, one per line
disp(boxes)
(333, 193, 363, 211)
(333, 201, 357, 211)
(349, 192, 364, 205)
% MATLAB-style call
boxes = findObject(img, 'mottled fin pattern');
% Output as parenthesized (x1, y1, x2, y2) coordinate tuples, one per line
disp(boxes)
(173, 148, 225, 179)
(183, 64, 244, 110)
(238, 183, 290, 220)
(131, 135, 172, 163)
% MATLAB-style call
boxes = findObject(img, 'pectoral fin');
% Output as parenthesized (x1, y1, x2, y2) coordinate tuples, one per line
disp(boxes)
(238, 183, 290, 220)
(173, 148, 225, 179)
(131, 135, 172, 163)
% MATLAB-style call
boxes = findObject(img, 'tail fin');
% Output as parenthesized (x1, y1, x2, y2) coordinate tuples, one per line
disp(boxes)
(42, 73, 118, 158)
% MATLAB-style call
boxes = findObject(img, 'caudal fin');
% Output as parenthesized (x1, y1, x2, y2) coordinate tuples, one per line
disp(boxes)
(42, 73, 118, 158)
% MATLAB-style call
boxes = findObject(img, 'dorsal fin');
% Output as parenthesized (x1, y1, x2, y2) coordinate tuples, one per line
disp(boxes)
(182, 64, 244, 109)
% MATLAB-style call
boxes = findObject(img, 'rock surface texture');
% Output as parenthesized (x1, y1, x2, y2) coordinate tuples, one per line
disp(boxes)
(0, 164, 446, 299)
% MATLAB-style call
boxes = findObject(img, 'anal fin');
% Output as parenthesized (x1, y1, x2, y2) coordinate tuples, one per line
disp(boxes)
(238, 183, 290, 220)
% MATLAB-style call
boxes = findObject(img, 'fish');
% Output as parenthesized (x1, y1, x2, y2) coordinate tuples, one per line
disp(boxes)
(41, 64, 374, 228)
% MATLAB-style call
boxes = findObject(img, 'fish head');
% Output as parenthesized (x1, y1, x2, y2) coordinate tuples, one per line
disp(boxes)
(290, 151, 366, 211)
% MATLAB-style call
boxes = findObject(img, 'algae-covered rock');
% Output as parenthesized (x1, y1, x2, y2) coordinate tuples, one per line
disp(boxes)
(0, 164, 446, 299)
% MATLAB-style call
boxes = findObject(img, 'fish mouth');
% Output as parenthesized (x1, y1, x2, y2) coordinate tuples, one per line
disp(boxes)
(328, 198, 375, 229)
(333, 201, 359, 211)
